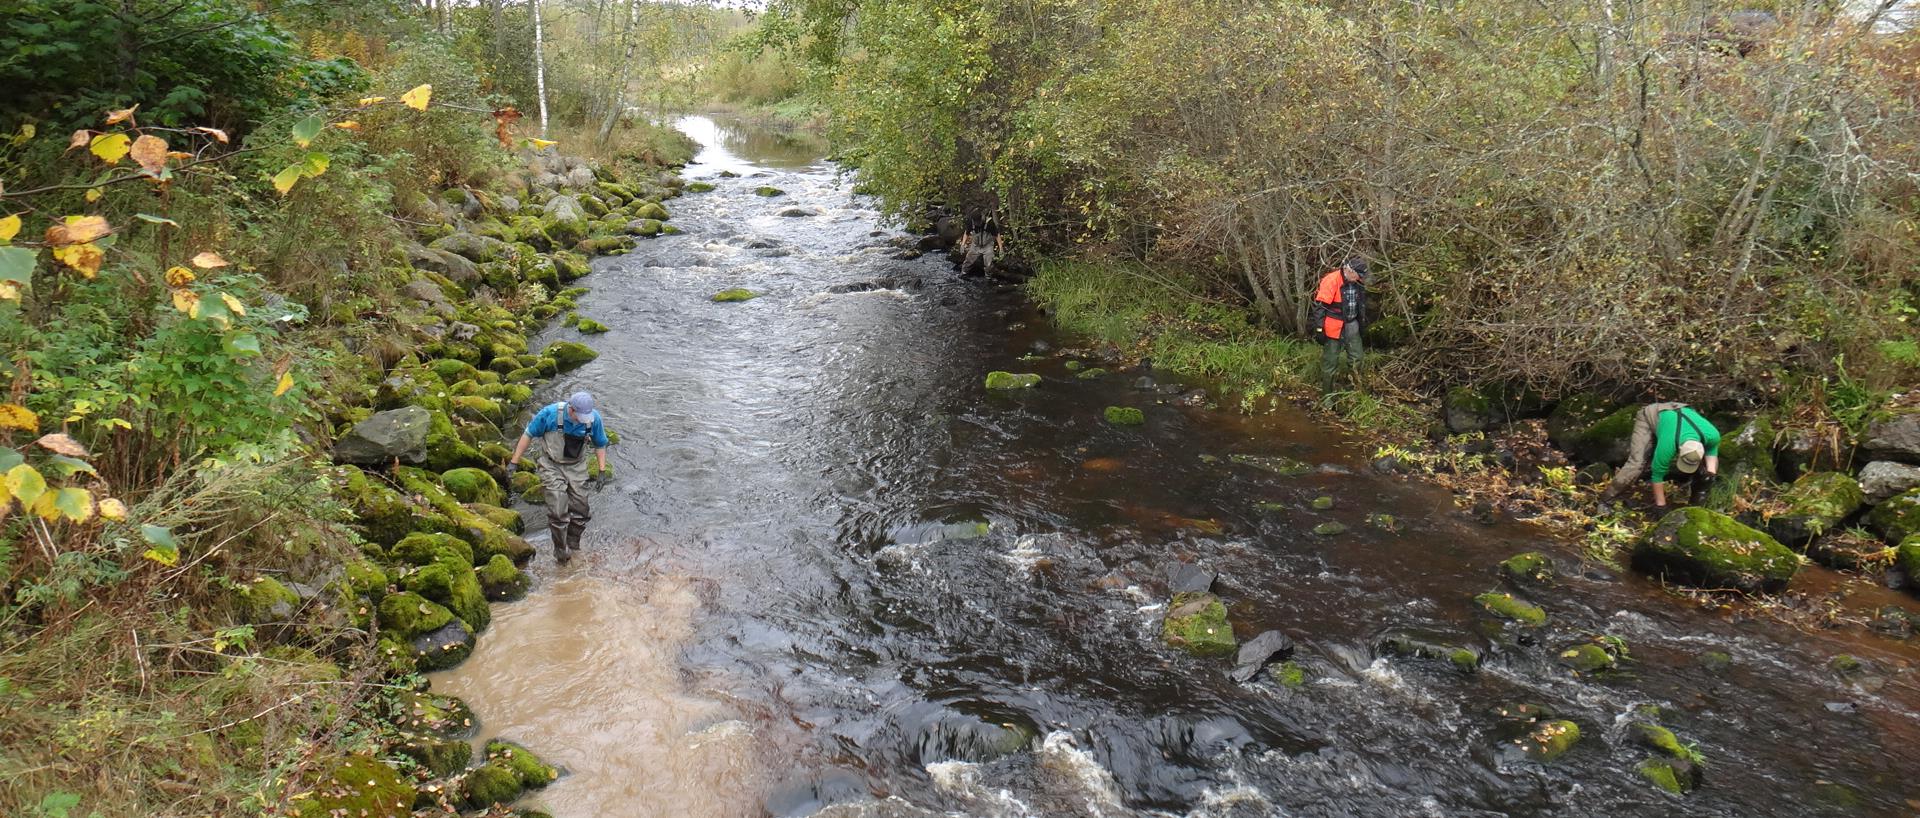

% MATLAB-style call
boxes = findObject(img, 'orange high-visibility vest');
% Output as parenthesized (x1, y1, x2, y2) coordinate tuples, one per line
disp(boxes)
(1313, 269, 1345, 340)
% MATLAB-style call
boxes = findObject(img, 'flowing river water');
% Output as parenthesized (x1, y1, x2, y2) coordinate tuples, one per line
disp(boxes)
(430, 115, 1920, 817)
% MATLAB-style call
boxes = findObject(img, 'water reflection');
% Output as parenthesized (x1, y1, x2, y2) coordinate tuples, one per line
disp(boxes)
(678, 113, 829, 174)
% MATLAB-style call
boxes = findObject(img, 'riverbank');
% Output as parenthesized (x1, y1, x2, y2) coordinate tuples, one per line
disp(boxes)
(1023, 255, 1920, 634)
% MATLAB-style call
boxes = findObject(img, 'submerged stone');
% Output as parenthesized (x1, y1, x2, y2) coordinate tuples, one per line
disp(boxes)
(711, 287, 759, 302)
(1228, 453, 1313, 477)
(1366, 512, 1402, 532)
(1377, 631, 1480, 671)
(1229, 630, 1294, 682)
(1500, 552, 1554, 583)
(1312, 522, 1348, 536)
(1311, 495, 1335, 510)
(984, 371, 1041, 390)
(1104, 406, 1146, 426)
(411, 619, 476, 671)
(1633, 507, 1799, 593)
(1075, 367, 1108, 380)
(1475, 591, 1547, 626)
(754, 186, 786, 197)
(1162, 591, 1237, 657)
(1557, 643, 1616, 673)
(1520, 720, 1581, 762)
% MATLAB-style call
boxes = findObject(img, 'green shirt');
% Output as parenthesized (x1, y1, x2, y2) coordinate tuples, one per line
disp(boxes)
(1649, 407, 1720, 484)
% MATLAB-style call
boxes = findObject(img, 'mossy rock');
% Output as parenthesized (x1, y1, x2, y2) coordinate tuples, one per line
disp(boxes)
(1767, 471, 1864, 546)
(342, 555, 389, 603)
(1312, 521, 1348, 536)
(1443, 385, 1500, 434)
(378, 591, 454, 639)
(1366, 512, 1402, 532)
(478, 554, 530, 602)
(1162, 592, 1236, 656)
(686, 181, 716, 193)
(1377, 631, 1480, 671)
(633, 201, 669, 221)
(1104, 406, 1145, 426)
(1630, 722, 1705, 765)
(232, 576, 298, 624)
(626, 218, 664, 237)
(502, 383, 533, 404)
(1638, 758, 1698, 795)
(441, 467, 505, 507)
(395, 732, 473, 778)
(543, 341, 598, 372)
(485, 740, 559, 788)
(411, 618, 476, 671)
(512, 470, 544, 502)
(1633, 507, 1799, 593)
(391, 532, 475, 568)
(293, 756, 413, 818)
(462, 761, 524, 808)
(402, 555, 490, 632)
(340, 466, 424, 547)
(1557, 643, 1616, 673)
(472, 502, 523, 535)
(1076, 367, 1108, 380)
(576, 317, 610, 334)
(1870, 487, 1920, 543)
(1064, 360, 1084, 371)
(577, 235, 635, 255)
(505, 366, 543, 383)
(753, 186, 785, 197)
(430, 358, 481, 383)
(1273, 660, 1306, 689)
(528, 304, 559, 321)
(1500, 552, 1553, 583)
(985, 371, 1041, 390)
(426, 409, 492, 472)
(1520, 720, 1581, 762)
(711, 287, 759, 302)
(450, 395, 505, 423)
(386, 690, 476, 739)
(1475, 591, 1547, 626)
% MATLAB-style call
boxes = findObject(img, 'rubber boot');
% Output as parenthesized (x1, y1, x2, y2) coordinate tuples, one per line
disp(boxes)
(549, 519, 571, 564)
(566, 521, 588, 558)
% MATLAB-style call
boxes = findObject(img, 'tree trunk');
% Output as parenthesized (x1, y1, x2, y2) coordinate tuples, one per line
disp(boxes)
(598, 0, 641, 144)
(533, 0, 550, 137)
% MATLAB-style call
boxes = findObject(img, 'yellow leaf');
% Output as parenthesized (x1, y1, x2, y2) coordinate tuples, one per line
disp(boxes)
(356, 96, 387, 107)
(51, 243, 103, 278)
(0, 214, 18, 243)
(29, 488, 60, 520)
(0, 281, 19, 301)
(275, 371, 295, 397)
(402, 84, 432, 111)
(334, 120, 362, 131)
(85, 188, 102, 203)
(219, 292, 245, 316)
(271, 163, 303, 195)
(527, 138, 557, 149)
(171, 288, 200, 314)
(0, 404, 38, 432)
(90, 132, 131, 164)
(34, 432, 88, 457)
(5, 463, 46, 509)
(130, 133, 169, 176)
(165, 266, 195, 287)
(190, 251, 228, 269)
(66, 130, 91, 152)
(17, 123, 34, 140)
(104, 105, 138, 125)
(46, 215, 110, 245)
(98, 497, 127, 521)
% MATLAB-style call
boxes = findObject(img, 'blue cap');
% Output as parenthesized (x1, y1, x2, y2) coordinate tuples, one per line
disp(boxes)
(567, 391, 597, 422)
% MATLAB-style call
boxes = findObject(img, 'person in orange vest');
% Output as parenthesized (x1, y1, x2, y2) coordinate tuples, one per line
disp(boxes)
(1310, 256, 1369, 390)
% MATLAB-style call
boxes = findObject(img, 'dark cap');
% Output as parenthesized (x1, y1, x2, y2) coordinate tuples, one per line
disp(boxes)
(1343, 256, 1370, 280)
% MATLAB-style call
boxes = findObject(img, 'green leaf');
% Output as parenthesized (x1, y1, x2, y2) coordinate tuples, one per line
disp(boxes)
(302, 151, 330, 177)
(290, 113, 325, 148)
(0, 245, 36, 286)
(222, 332, 261, 356)
(52, 487, 92, 522)
(4, 463, 46, 508)
(0, 446, 21, 471)
(141, 523, 180, 566)
(40, 454, 97, 478)
(133, 213, 179, 227)
(189, 290, 232, 328)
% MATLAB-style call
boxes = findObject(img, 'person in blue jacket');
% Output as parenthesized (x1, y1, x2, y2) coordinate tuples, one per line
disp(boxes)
(506, 391, 611, 563)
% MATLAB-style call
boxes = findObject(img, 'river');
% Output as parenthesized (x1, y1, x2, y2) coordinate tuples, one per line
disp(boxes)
(429, 114, 1920, 817)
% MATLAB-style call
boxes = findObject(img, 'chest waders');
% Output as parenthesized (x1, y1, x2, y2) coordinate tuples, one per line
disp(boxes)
(537, 417, 593, 561)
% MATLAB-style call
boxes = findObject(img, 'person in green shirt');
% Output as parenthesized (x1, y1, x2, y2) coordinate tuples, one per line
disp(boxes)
(1601, 402, 1721, 508)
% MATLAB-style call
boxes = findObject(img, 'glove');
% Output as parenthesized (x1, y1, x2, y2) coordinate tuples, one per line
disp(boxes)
(504, 460, 518, 481)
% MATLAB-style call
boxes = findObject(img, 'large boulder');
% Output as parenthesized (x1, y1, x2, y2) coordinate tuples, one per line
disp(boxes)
(411, 618, 476, 671)
(1162, 592, 1237, 656)
(543, 341, 599, 372)
(404, 241, 479, 285)
(1864, 414, 1920, 464)
(430, 232, 514, 264)
(1870, 488, 1920, 543)
(332, 406, 431, 465)
(1633, 507, 1799, 593)
(1860, 461, 1920, 505)
(1546, 395, 1635, 465)
(377, 591, 453, 640)
(1765, 471, 1864, 546)
(291, 757, 413, 818)
(441, 467, 505, 506)
(401, 552, 491, 632)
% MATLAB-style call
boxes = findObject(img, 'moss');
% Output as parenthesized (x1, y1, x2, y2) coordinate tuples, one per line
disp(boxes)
(486, 740, 559, 788)
(448, 395, 504, 423)
(462, 761, 524, 808)
(1769, 471, 1865, 544)
(711, 287, 760, 302)
(425, 409, 491, 472)
(1377, 631, 1478, 671)
(1521, 720, 1580, 762)
(1305, 495, 1334, 510)
(576, 317, 610, 334)
(1638, 759, 1687, 794)
(512, 469, 543, 500)
(984, 371, 1041, 389)
(754, 185, 785, 197)
(686, 181, 716, 192)
(377, 591, 454, 639)
(1312, 522, 1348, 536)
(1500, 552, 1553, 583)
(505, 366, 543, 383)
(395, 733, 472, 778)
(391, 532, 475, 568)
(1076, 367, 1108, 379)
(578, 235, 636, 255)
(473, 502, 523, 534)
(402, 556, 490, 632)
(1104, 406, 1145, 426)
(343, 555, 388, 603)
(1631, 722, 1705, 765)
(1698, 650, 1733, 671)
(386, 690, 476, 739)
(1870, 487, 1920, 543)
(440, 467, 505, 506)
(1633, 507, 1799, 593)
(430, 358, 480, 383)
(633, 201, 669, 221)
(232, 576, 298, 624)
(340, 466, 422, 546)
(1366, 512, 1402, 532)
(502, 383, 533, 404)
(1449, 648, 1481, 670)
(1064, 360, 1084, 371)
(478, 554, 530, 602)
(543, 341, 598, 372)
(1475, 591, 1547, 626)
(1557, 643, 1616, 673)
(1274, 661, 1306, 688)
(1161, 591, 1237, 656)
(293, 756, 413, 818)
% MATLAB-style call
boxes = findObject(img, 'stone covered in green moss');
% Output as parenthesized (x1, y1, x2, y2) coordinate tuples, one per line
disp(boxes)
(341, 466, 423, 546)
(391, 531, 474, 568)
(293, 756, 413, 818)
(386, 690, 476, 739)
(1076, 367, 1108, 380)
(1633, 507, 1799, 593)
(396, 732, 472, 778)
(1547, 394, 1634, 464)
(754, 185, 785, 197)
(1310, 495, 1336, 510)
(1312, 521, 1348, 536)
(486, 740, 559, 788)
(575, 317, 610, 334)
(543, 340, 598, 372)
(1638, 758, 1692, 794)
(232, 576, 298, 624)
(1500, 552, 1553, 583)
(1557, 643, 1616, 673)
(686, 181, 716, 192)
(985, 371, 1041, 390)
(472, 502, 523, 534)
(1631, 722, 1705, 765)
(633, 201, 669, 221)
(425, 408, 491, 472)
(711, 287, 759, 302)
(1768, 471, 1865, 546)
(1870, 488, 1920, 543)
(1475, 591, 1547, 626)
(462, 761, 524, 808)
(402, 554, 490, 632)
(1273, 661, 1306, 688)
(1104, 406, 1145, 426)
(478, 554, 530, 602)
(377, 591, 454, 639)
(440, 467, 505, 507)
(1520, 720, 1581, 762)
(1377, 631, 1479, 671)
(1162, 591, 1237, 656)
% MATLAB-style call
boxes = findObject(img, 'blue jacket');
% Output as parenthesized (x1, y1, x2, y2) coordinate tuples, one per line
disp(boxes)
(524, 402, 609, 448)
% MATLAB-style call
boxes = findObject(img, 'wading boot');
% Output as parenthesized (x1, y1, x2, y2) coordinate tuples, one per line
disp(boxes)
(565, 521, 588, 560)
(549, 521, 571, 564)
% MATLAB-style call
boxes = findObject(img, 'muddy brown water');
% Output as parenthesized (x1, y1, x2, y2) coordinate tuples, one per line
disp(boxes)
(430, 115, 1920, 817)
